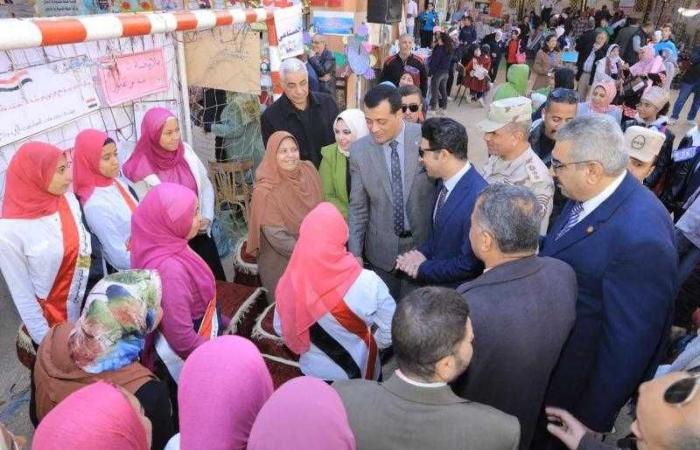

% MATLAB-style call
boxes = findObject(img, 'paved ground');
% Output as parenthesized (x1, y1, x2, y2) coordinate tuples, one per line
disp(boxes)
(0, 70, 696, 444)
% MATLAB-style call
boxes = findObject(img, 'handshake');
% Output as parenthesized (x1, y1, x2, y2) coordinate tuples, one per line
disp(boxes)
(395, 249, 427, 279)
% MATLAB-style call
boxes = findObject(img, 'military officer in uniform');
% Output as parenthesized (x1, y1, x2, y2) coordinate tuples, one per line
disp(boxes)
(478, 97, 554, 234)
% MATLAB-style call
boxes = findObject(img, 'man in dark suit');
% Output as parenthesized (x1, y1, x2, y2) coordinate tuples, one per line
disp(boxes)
(261, 57, 338, 168)
(333, 286, 520, 450)
(396, 117, 486, 287)
(348, 84, 436, 299)
(452, 184, 577, 450)
(538, 115, 678, 441)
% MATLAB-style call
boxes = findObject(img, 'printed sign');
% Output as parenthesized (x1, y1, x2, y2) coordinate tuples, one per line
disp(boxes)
(274, 4, 304, 59)
(312, 11, 355, 36)
(0, 56, 101, 147)
(97, 48, 169, 106)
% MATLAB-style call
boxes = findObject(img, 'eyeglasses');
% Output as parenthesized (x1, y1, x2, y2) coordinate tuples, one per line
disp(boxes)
(664, 365, 700, 406)
(550, 158, 598, 171)
(418, 147, 440, 158)
(548, 88, 579, 104)
(402, 103, 421, 113)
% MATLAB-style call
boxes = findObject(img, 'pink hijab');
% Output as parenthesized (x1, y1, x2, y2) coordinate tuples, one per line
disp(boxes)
(33, 381, 149, 450)
(2, 142, 63, 219)
(589, 79, 617, 113)
(275, 202, 363, 354)
(179, 336, 274, 450)
(72, 129, 113, 203)
(629, 44, 664, 76)
(122, 107, 197, 192)
(248, 376, 356, 450)
(130, 182, 214, 300)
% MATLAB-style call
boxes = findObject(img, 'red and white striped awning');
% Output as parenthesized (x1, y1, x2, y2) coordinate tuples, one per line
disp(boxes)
(0, 8, 273, 50)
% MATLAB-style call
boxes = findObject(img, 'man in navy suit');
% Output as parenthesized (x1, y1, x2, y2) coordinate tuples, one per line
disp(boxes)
(396, 117, 486, 287)
(538, 115, 679, 441)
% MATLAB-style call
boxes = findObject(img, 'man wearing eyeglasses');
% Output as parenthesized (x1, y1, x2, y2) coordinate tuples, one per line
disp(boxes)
(479, 97, 554, 235)
(395, 117, 486, 287)
(545, 367, 700, 450)
(535, 115, 678, 445)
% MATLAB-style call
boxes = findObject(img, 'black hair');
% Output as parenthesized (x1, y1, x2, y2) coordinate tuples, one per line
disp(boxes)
(421, 117, 468, 160)
(553, 68, 575, 89)
(398, 84, 423, 100)
(364, 84, 402, 114)
(104, 137, 115, 146)
(546, 87, 579, 109)
(393, 287, 471, 380)
(542, 34, 560, 53)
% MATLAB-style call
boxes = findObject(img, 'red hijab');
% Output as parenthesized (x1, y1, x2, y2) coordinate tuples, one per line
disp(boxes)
(72, 129, 113, 203)
(2, 141, 64, 219)
(275, 202, 363, 354)
(122, 108, 196, 192)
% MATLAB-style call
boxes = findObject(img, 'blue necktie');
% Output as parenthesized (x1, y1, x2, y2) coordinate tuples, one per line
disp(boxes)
(434, 185, 448, 222)
(389, 140, 405, 235)
(556, 202, 584, 240)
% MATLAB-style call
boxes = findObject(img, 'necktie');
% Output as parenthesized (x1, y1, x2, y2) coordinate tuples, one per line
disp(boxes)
(556, 202, 584, 240)
(389, 140, 405, 235)
(434, 185, 448, 222)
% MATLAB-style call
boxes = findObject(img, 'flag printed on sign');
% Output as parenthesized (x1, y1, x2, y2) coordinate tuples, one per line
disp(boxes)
(0, 70, 32, 92)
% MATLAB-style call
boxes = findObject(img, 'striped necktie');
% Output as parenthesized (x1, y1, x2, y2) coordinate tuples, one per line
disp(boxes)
(556, 202, 584, 240)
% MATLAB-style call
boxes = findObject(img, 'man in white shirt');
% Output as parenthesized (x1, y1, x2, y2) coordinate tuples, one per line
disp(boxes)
(536, 115, 678, 442)
(333, 286, 520, 450)
(405, 0, 418, 39)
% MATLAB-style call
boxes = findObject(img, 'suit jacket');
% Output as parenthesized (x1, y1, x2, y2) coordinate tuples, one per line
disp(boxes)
(540, 172, 678, 432)
(348, 123, 436, 271)
(333, 375, 521, 450)
(452, 256, 577, 450)
(417, 167, 486, 286)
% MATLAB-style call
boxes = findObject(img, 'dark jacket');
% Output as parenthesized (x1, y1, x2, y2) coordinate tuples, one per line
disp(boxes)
(453, 256, 577, 450)
(623, 27, 648, 65)
(459, 25, 477, 45)
(306, 61, 320, 92)
(681, 45, 700, 84)
(261, 91, 338, 168)
(379, 53, 429, 97)
(308, 48, 336, 97)
(428, 44, 452, 75)
(541, 173, 678, 432)
(417, 166, 486, 286)
(660, 129, 700, 217)
(622, 118, 675, 192)
(575, 30, 607, 83)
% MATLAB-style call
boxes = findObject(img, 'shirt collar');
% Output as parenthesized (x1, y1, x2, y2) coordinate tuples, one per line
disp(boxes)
(581, 170, 627, 215)
(395, 369, 447, 388)
(382, 122, 406, 150)
(443, 161, 471, 192)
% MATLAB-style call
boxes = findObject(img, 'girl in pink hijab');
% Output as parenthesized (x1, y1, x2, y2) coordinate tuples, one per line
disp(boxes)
(130, 183, 219, 390)
(248, 376, 356, 450)
(165, 336, 274, 450)
(33, 381, 151, 450)
(578, 79, 622, 123)
(73, 129, 138, 270)
(123, 107, 225, 280)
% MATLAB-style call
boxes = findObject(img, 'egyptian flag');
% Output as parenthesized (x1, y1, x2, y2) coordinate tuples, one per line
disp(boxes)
(0, 69, 32, 92)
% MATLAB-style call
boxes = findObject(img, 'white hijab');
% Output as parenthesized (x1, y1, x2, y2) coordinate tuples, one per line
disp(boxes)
(334, 109, 370, 156)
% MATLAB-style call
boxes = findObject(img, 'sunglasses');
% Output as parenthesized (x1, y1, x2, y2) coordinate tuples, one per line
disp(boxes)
(664, 365, 700, 405)
(418, 147, 439, 158)
(402, 103, 421, 113)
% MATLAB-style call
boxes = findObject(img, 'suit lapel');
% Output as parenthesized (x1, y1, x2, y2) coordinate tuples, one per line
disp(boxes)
(369, 141, 393, 201)
(435, 167, 476, 227)
(404, 125, 420, 198)
(545, 173, 636, 255)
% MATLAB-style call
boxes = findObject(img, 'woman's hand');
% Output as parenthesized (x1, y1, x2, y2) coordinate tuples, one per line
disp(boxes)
(545, 407, 589, 450)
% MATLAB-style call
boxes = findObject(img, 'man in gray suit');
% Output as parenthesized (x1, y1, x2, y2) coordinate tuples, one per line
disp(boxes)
(348, 84, 436, 300)
(451, 184, 577, 450)
(333, 286, 520, 450)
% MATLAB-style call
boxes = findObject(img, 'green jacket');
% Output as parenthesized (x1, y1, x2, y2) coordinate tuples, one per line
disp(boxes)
(319, 143, 349, 219)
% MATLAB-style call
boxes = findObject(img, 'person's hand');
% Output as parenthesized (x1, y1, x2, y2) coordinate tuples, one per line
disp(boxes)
(320, 74, 331, 81)
(396, 250, 426, 278)
(545, 407, 589, 450)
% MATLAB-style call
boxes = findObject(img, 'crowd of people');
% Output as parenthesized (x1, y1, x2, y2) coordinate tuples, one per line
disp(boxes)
(1, 2, 700, 450)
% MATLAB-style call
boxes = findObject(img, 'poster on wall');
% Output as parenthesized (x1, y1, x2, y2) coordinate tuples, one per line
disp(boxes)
(97, 48, 169, 107)
(36, 0, 79, 16)
(184, 28, 262, 94)
(0, 0, 36, 18)
(312, 10, 355, 36)
(274, 4, 305, 59)
(0, 56, 101, 148)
